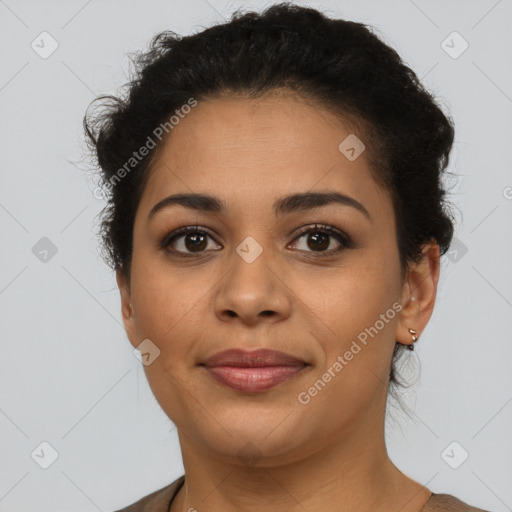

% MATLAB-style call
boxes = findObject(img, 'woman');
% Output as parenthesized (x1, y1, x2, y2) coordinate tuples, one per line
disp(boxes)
(84, 3, 491, 511)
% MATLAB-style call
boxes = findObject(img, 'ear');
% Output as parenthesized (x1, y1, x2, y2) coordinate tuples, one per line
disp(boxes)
(116, 269, 139, 349)
(396, 241, 441, 349)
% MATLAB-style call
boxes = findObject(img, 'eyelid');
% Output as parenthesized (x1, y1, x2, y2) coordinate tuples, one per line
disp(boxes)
(290, 223, 352, 247)
(159, 224, 218, 249)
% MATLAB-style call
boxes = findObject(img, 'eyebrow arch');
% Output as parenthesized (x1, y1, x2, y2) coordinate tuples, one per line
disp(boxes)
(148, 191, 371, 222)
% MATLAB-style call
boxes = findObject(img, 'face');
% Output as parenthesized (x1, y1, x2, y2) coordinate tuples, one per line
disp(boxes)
(117, 91, 436, 466)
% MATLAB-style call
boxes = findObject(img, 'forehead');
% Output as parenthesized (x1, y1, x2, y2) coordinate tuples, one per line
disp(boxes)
(138, 92, 392, 221)
(159, 92, 361, 162)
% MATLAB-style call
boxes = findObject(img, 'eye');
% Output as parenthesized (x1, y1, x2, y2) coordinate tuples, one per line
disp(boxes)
(160, 223, 353, 257)
(288, 223, 353, 255)
(160, 225, 221, 255)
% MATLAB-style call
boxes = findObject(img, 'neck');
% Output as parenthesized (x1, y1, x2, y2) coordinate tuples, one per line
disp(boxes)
(171, 393, 431, 512)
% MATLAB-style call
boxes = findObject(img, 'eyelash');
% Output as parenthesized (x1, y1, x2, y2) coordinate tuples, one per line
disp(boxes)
(159, 223, 354, 258)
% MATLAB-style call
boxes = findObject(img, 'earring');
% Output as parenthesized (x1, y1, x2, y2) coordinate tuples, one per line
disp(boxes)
(407, 328, 419, 350)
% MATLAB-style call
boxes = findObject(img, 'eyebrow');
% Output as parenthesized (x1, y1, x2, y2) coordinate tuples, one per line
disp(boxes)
(148, 191, 371, 222)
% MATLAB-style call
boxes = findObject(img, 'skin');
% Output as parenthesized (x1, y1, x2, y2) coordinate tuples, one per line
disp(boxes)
(117, 90, 440, 512)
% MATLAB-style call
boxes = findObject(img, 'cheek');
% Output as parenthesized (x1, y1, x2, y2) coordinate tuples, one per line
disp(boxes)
(307, 256, 400, 375)
(299, 284, 398, 424)
(130, 262, 204, 422)
(130, 259, 193, 349)
(309, 255, 398, 326)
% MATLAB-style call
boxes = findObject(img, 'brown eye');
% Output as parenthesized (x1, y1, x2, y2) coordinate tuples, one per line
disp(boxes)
(161, 226, 221, 255)
(161, 223, 352, 258)
(289, 224, 352, 255)
(179, 231, 208, 252)
(305, 231, 330, 251)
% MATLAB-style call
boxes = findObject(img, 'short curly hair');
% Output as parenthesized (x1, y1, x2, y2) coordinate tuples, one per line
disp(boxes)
(84, 2, 456, 399)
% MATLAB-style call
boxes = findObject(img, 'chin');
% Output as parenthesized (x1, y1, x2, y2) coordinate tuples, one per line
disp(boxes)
(194, 413, 317, 465)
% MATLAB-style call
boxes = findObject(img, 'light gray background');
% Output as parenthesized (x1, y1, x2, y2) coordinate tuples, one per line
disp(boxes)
(1, 0, 511, 511)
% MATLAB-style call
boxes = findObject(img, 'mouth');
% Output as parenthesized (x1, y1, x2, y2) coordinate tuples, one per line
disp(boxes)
(200, 348, 310, 393)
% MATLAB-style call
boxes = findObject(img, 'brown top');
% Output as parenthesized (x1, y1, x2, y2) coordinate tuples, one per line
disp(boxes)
(113, 475, 491, 512)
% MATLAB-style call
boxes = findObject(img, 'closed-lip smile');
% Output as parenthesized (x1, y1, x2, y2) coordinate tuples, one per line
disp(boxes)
(201, 348, 309, 393)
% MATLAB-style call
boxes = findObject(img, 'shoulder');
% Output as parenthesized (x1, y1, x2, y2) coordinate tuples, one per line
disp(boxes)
(422, 492, 492, 512)
(113, 475, 185, 512)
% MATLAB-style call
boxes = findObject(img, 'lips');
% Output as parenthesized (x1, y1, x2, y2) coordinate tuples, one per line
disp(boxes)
(201, 348, 309, 393)
(203, 348, 306, 368)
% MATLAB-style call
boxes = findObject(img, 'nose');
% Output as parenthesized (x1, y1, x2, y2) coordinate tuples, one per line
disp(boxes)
(213, 248, 292, 326)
